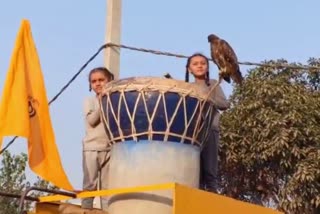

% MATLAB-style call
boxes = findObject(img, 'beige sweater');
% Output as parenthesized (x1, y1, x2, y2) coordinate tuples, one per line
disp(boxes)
(193, 79, 230, 131)
(82, 96, 111, 151)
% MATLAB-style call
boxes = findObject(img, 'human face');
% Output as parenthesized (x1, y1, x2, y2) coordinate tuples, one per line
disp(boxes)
(90, 71, 108, 95)
(188, 56, 208, 78)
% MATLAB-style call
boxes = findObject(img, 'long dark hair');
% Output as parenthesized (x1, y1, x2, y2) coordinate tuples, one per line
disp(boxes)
(185, 53, 210, 86)
(88, 67, 114, 91)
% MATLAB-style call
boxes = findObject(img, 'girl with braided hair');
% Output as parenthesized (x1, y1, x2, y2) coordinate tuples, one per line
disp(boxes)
(82, 67, 114, 210)
(185, 53, 229, 193)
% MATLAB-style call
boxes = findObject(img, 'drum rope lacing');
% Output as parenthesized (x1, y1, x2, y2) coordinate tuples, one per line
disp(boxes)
(100, 79, 215, 146)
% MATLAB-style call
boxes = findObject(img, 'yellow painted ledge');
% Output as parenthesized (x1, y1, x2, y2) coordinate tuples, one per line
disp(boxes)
(173, 183, 282, 214)
(39, 183, 174, 202)
(34, 183, 283, 214)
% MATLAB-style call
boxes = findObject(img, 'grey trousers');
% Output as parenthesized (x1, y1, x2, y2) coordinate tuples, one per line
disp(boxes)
(200, 130, 219, 192)
(82, 151, 110, 210)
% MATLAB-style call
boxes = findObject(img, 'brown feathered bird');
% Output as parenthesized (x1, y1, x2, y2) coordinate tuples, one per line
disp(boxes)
(208, 34, 243, 84)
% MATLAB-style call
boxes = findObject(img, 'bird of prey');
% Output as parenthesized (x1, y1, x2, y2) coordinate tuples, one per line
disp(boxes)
(208, 34, 243, 84)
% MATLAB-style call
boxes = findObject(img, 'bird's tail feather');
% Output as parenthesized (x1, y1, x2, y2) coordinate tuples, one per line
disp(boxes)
(232, 68, 243, 84)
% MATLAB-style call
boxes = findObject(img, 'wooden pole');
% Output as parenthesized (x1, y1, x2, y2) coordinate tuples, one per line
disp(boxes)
(104, 0, 122, 80)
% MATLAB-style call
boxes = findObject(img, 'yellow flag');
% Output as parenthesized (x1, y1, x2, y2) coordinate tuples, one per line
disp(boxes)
(0, 20, 73, 191)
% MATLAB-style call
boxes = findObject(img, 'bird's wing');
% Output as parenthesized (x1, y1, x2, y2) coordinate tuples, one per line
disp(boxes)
(210, 43, 218, 66)
(212, 41, 227, 70)
(211, 41, 230, 83)
(220, 39, 238, 63)
(221, 40, 243, 84)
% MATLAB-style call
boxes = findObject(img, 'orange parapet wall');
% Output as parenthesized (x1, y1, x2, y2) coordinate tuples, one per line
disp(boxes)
(32, 183, 283, 214)
(173, 183, 282, 214)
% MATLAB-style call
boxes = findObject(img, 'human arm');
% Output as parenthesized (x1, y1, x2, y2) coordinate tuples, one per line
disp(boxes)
(83, 97, 101, 127)
(211, 80, 230, 111)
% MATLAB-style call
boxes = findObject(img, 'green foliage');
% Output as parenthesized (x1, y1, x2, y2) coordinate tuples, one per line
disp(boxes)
(219, 59, 320, 214)
(0, 151, 58, 213)
(0, 151, 28, 213)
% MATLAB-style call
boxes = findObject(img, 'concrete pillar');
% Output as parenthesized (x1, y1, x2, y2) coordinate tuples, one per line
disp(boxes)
(104, 0, 121, 80)
(107, 140, 200, 214)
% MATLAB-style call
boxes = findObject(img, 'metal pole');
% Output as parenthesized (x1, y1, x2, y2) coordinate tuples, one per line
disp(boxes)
(18, 186, 76, 214)
(104, 0, 122, 80)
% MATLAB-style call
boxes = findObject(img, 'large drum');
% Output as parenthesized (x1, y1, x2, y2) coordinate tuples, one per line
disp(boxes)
(100, 77, 216, 214)
(100, 77, 215, 147)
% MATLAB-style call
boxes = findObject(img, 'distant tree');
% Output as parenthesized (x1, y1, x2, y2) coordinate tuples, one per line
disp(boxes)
(219, 59, 320, 214)
(0, 151, 28, 213)
(0, 151, 58, 213)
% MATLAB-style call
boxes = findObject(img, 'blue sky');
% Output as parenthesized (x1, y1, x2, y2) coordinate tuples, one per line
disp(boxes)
(0, 1, 319, 189)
